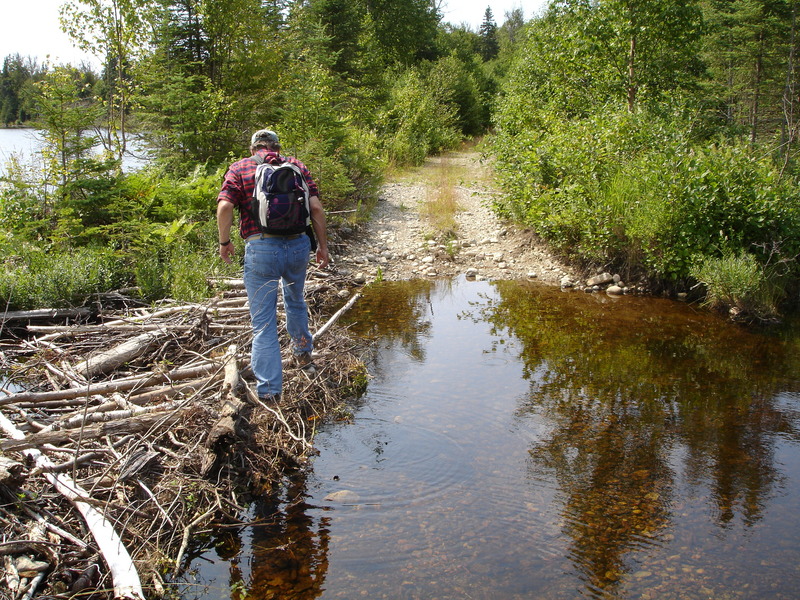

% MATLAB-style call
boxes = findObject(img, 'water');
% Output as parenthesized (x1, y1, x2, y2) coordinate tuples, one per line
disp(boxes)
(0, 127, 148, 174)
(184, 277, 800, 599)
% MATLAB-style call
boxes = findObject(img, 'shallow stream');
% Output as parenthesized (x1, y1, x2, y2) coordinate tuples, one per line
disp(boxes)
(184, 277, 800, 599)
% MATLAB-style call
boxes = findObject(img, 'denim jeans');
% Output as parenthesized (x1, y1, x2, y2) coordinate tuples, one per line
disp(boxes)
(243, 235, 313, 397)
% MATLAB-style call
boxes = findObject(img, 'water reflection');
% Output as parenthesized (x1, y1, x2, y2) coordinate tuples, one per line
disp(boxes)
(186, 278, 800, 600)
(484, 281, 800, 596)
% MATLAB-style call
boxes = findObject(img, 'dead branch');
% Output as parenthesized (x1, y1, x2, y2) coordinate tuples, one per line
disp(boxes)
(73, 331, 168, 378)
(0, 412, 144, 600)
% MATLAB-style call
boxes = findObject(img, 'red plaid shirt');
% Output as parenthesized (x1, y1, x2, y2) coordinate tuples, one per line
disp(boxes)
(217, 150, 320, 239)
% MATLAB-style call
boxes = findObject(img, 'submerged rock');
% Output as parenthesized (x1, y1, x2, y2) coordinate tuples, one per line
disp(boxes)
(324, 490, 360, 504)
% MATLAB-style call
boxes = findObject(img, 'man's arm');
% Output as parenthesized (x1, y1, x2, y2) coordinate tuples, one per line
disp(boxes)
(217, 200, 236, 264)
(309, 195, 330, 269)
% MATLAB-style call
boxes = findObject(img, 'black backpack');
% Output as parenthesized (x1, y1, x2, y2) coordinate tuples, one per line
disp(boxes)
(250, 155, 310, 235)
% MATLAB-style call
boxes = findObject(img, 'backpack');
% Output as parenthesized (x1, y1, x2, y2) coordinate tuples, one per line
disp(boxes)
(250, 155, 311, 235)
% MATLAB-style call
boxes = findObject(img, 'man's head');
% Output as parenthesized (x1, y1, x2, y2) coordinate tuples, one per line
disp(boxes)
(250, 129, 281, 153)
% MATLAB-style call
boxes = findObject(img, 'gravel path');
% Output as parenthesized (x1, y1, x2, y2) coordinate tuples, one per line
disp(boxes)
(334, 149, 580, 286)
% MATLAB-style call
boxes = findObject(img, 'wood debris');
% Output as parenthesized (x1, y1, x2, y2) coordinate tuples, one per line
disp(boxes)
(0, 271, 367, 599)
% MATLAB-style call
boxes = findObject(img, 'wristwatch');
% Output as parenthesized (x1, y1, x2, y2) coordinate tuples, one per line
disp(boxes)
(219, 240, 232, 246)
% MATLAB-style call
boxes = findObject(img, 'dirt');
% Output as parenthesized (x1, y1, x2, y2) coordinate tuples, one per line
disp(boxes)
(332, 149, 582, 287)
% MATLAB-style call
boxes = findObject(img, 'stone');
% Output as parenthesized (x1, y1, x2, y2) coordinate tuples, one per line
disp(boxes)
(606, 285, 623, 295)
(527, 272, 538, 279)
(465, 268, 478, 278)
(560, 276, 574, 288)
(421, 256, 434, 264)
(587, 272, 614, 287)
(324, 490, 360, 503)
(337, 289, 350, 299)
(354, 272, 367, 284)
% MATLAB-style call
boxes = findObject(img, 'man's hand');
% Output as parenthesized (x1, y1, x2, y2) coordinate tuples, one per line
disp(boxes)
(220, 242, 235, 264)
(315, 246, 330, 269)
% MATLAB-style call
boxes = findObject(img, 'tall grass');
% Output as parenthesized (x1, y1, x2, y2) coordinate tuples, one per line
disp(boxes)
(690, 252, 784, 319)
(420, 160, 461, 238)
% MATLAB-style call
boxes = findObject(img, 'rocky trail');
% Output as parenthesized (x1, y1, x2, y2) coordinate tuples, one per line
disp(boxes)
(334, 149, 585, 288)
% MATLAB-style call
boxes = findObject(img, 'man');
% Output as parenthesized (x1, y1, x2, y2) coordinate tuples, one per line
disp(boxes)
(216, 129, 330, 402)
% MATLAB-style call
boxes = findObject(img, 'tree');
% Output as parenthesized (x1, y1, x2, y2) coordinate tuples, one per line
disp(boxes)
(478, 6, 499, 61)
(0, 55, 40, 125)
(702, 0, 793, 144)
(60, 0, 158, 162)
(133, 0, 286, 168)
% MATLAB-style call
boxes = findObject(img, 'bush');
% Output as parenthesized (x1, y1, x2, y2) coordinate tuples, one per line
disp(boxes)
(0, 245, 125, 310)
(690, 252, 785, 319)
(379, 68, 461, 166)
(491, 104, 800, 288)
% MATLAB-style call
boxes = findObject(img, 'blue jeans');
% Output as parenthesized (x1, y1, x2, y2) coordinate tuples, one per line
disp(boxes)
(243, 235, 313, 397)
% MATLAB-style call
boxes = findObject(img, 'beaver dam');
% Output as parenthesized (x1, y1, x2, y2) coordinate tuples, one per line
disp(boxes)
(0, 269, 366, 600)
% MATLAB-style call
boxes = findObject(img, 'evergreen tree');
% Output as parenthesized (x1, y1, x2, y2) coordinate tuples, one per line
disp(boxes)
(478, 6, 499, 61)
(0, 55, 38, 125)
(702, 0, 793, 144)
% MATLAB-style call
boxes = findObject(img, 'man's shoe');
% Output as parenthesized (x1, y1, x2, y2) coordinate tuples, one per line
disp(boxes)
(258, 393, 280, 406)
(295, 352, 317, 376)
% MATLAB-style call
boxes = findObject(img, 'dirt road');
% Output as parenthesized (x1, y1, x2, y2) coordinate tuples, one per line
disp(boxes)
(334, 149, 581, 287)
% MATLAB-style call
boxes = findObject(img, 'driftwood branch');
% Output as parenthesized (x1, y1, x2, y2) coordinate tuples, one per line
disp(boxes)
(1, 307, 92, 322)
(0, 362, 220, 406)
(314, 293, 361, 341)
(73, 331, 167, 378)
(2, 408, 187, 452)
(0, 412, 144, 600)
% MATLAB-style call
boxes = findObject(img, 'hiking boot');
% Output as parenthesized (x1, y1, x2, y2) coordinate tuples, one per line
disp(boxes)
(295, 352, 317, 375)
(258, 393, 280, 406)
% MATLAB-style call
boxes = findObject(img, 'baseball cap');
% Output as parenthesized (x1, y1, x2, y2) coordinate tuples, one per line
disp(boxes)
(251, 129, 280, 145)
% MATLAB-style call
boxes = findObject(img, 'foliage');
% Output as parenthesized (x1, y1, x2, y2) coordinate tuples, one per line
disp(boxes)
(0, 242, 124, 310)
(379, 67, 461, 166)
(690, 251, 785, 318)
(492, 102, 800, 299)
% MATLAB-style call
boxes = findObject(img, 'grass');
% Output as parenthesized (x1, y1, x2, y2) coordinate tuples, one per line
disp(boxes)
(420, 158, 462, 239)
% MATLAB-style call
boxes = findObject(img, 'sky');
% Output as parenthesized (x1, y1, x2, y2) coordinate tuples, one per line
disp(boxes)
(441, 0, 548, 29)
(0, 0, 549, 67)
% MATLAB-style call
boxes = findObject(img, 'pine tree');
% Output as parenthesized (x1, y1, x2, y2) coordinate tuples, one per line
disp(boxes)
(478, 6, 499, 61)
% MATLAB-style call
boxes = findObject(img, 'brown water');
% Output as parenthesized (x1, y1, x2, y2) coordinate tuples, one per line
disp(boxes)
(183, 277, 800, 600)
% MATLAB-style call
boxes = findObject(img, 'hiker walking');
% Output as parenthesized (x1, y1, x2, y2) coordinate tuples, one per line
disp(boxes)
(216, 129, 330, 402)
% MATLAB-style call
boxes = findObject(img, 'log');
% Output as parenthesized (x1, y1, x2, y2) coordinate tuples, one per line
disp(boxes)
(205, 346, 247, 452)
(313, 293, 361, 341)
(1, 307, 92, 322)
(2, 409, 187, 452)
(127, 376, 218, 406)
(73, 332, 167, 378)
(0, 412, 144, 600)
(0, 362, 220, 406)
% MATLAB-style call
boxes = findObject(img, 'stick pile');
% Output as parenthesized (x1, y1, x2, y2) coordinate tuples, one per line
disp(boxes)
(0, 271, 366, 599)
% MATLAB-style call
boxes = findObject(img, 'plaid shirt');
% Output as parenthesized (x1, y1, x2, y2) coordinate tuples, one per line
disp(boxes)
(217, 150, 320, 239)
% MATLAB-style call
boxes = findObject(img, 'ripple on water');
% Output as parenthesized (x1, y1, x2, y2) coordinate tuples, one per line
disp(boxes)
(311, 416, 474, 510)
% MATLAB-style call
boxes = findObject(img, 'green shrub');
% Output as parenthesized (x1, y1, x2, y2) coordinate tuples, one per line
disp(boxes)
(0, 245, 125, 310)
(690, 252, 785, 319)
(492, 104, 800, 288)
(380, 68, 461, 166)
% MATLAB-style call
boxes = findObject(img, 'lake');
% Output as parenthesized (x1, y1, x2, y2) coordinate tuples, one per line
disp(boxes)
(0, 127, 148, 174)
(179, 277, 800, 599)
